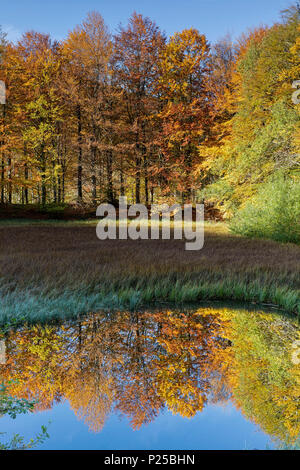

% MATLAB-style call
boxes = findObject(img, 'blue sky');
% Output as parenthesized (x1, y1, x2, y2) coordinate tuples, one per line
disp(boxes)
(1, 0, 295, 44)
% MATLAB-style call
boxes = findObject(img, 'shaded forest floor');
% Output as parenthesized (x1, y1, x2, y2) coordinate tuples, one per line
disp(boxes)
(0, 221, 299, 323)
(0, 202, 224, 222)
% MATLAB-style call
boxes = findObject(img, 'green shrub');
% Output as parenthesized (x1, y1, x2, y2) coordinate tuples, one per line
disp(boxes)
(230, 174, 300, 244)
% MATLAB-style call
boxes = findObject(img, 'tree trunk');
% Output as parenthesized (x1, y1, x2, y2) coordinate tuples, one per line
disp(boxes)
(41, 147, 46, 206)
(8, 157, 12, 204)
(135, 153, 141, 204)
(106, 149, 114, 203)
(1, 157, 4, 203)
(77, 104, 83, 201)
(91, 145, 97, 205)
(24, 162, 29, 204)
(120, 156, 124, 197)
(0, 104, 5, 203)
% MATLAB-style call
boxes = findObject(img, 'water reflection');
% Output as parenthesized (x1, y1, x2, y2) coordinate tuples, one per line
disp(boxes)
(0, 307, 299, 448)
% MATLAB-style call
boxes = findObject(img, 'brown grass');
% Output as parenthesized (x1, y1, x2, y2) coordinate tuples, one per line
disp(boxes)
(0, 222, 299, 320)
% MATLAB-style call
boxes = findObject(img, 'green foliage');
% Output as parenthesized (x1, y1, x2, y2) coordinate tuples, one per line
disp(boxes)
(230, 174, 300, 244)
(0, 382, 35, 418)
(226, 308, 300, 445)
(0, 425, 49, 450)
(203, 7, 300, 223)
(0, 382, 50, 450)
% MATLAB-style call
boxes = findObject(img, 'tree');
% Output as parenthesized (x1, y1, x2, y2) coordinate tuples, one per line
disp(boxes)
(113, 12, 166, 204)
(157, 28, 212, 202)
(63, 12, 112, 204)
(202, 6, 300, 214)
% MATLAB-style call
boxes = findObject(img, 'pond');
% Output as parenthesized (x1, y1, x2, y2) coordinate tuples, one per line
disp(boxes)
(0, 305, 299, 450)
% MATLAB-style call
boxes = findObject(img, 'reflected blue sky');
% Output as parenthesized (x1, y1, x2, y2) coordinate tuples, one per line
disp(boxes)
(1, 307, 297, 450)
(0, 400, 273, 450)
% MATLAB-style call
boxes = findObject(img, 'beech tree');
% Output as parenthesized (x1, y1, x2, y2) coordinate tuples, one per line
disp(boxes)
(113, 12, 166, 204)
(63, 12, 112, 204)
(158, 28, 212, 202)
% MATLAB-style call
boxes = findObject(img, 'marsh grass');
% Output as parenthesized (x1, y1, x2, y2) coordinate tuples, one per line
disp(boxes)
(0, 222, 299, 323)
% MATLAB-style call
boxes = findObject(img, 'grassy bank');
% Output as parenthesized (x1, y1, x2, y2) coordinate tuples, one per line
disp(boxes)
(0, 221, 299, 323)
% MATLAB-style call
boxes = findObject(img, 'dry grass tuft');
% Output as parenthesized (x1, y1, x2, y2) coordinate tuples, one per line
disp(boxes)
(0, 222, 299, 322)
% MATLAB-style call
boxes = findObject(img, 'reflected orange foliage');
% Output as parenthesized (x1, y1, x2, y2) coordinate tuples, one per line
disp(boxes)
(0, 307, 299, 445)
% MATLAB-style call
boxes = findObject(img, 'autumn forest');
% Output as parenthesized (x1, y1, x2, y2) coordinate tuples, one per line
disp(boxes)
(0, 1, 300, 452)
(0, 5, 299, 225)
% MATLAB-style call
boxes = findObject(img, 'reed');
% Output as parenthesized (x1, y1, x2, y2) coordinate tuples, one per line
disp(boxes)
(0, 222, 299, 323)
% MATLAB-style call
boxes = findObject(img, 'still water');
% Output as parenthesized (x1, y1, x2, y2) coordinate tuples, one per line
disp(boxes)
(0, 305, 299, 450)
